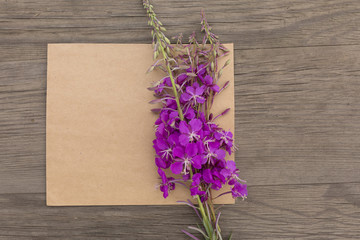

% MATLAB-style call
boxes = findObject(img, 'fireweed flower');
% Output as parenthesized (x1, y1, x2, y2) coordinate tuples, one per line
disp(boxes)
(214, 130, 233, 154)
(170, 143, 204, 174)
(231, 181, 248, 199)
(157, 168, 175, 198)
(144, 1, 247, 239)
(204, 141, 226, 165)
(181, 83, 206, 105)
(201, 75, 220, 93)
(178, 119, 203, 145)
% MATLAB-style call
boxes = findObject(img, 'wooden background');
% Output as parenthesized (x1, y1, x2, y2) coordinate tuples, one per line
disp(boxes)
(0, 0, 359, 239)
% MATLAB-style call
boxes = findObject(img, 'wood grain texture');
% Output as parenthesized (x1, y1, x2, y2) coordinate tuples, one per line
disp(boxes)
(0, 0, 359, 239)
(0, 183, 359, 239)
(0, 0, 359, 48)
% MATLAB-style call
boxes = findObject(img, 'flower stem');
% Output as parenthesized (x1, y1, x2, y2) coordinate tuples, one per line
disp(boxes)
(159, 47, 184, 120)
(143, 0, 184, 120)
(189, 168, 214, 239)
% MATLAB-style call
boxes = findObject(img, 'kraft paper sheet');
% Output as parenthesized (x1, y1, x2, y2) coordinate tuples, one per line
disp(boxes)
(46, 43, 235, 206)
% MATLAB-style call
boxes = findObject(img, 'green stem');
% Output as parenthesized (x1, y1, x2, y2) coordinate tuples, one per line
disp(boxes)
(159, 46, 184, 120)
(144, 0, 184, 121)
(189, 168, 214, 238)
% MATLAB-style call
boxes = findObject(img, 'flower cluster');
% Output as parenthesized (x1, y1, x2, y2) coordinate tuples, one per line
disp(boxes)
(144, 1, 247, 238)
(152, 64, 247, 202)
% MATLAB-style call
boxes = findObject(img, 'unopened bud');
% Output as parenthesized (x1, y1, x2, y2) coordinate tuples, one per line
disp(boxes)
(224, 59, 230, 68)
(153, 51, 159, 60)
(218, 69, 223, 79)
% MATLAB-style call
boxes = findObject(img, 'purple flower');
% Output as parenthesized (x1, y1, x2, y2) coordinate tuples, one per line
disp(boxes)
(202, 168, 222, 190)
(184, 107, 196, 120)
(144, 5, 249, 213)
(157, 168, 175, 198)
(176, 73, 188, 84)
(170, 143, 204, 174)
(191, 173, 202, 186)
(181, 83, 206, 104)
(231, 182, 247, 199)
(214, 130, 233, 154)
(190, 186, 206, 197)
(153, 77, 172, 94)
(204, 141, 226, 164)
(178, 119, 203, 146)
(220, 160, 240, 185)
(202, 75, 220, 93)
(197, 64, 206, 76)
(190, 173, 208, 198)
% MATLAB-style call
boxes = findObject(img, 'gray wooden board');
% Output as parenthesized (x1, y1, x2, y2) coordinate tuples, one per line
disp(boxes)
(0, 0, 359, 239)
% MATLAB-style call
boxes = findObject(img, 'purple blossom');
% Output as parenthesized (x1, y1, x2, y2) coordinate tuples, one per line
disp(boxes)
(157, 168, 175, 198)
(144, 4, 247, 238)
(170, 143, 204, 174)
(146, 16, 246, 205)
(214, 130, 233, 154)
(178, 119, 203, 146)
(220, 160, 240, 185)
(231, 182, 248, 199)
(201, 75, 220, 93)
(153, 77, 172, 94)
(184, 107, 196, 120)
(204, 141, 226, 165)
(177, 73, 188, 84)
(181, 83, 206, 104)
(202, 168, 222, 190)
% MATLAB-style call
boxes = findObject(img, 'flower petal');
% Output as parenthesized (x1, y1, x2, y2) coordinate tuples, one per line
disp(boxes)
(220, 168, 231, 179)
(189, 119, 202, 132)
(204, 75, 213, 85)
(232, 182, 248, 198)
(184, 108, 195, 119)
(196, 140, 205, 154)
(155, 138, 168, 150)
(186, 86, 195, 95)
(192, 173, 202, 186)
(185, 143, 198, 157)
(157, 123, 165, 135)
(179, 121, 190, 134)
(164, 77, 172, 86)
(192, 155, 203, 169)
(216, 149, 226, 160)
(155, 157, 167, 169)
(160, 185, 169, 198)
(177, 73, 187, 84)
(211, 84, 220, 92)
(181, 92, 192, 102)
(170, 162, 183, 175)
(173, 146, 185, 158)
(226, 160, 237, 171)
(195, 85, 206, 95)
(203, 169, 213, 183)
(157, 168, 167, 183)
(179, 134, 189, 146)
(196, 96, 205, 104)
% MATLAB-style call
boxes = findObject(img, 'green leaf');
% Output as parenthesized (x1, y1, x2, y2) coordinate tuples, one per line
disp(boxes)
(188, 226, 207, 238)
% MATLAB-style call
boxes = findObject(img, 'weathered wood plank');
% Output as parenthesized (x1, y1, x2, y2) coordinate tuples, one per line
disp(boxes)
(0, 183, 359, 239)
(235, 45, 360, 186)
(0, 0, 359, 49)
